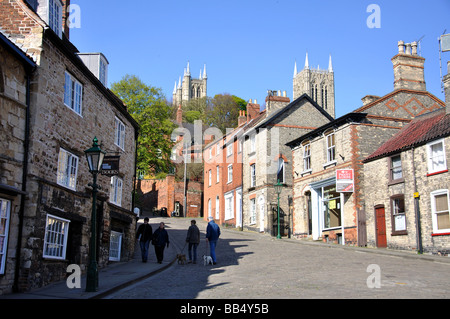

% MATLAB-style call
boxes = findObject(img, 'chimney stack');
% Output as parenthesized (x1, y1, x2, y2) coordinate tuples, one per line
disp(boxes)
(392, 40, 426, 91)
(176, 104, 183, 125)
(265, 90, 290, 115)
(247, 100, 260, 122)
(238, 110, 247, 126)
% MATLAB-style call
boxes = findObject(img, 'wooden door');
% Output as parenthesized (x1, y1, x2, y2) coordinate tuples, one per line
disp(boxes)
(375, 206, 387, 248)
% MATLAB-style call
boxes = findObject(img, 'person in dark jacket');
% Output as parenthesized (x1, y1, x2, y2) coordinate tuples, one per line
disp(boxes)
(206, 216, 220, 264)
(186, 220, 200, 264)
(152, 222, 169, 264)
(136, 217, 153, 262)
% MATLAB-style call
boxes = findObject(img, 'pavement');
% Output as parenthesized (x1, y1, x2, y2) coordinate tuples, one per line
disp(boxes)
(0, 216, 202, 299)
(1, 215, 449, 299)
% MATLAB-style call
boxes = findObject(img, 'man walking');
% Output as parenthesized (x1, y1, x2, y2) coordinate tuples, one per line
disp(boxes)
(186, 220, 200, 264)
(136, 217, 153, 262)
(206, 216, 220, 265)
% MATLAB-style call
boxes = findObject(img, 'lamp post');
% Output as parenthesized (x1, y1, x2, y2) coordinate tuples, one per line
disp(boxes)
(273, 180, 284, 239)
(84, 137, 106, 292)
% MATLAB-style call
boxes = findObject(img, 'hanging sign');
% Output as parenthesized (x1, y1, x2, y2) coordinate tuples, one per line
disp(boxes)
(336, 169, 354, 192)
(101, 156, 120, 176)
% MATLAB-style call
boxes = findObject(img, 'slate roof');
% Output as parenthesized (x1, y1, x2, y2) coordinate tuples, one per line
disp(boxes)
(364, 108, 450, 163)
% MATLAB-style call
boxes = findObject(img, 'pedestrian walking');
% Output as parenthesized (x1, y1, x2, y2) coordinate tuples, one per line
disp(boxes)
(206, 216, 220, 264)
(152, 222, 170, 264)
(186, 220, 200, 264)
(135, 217, 153, 262)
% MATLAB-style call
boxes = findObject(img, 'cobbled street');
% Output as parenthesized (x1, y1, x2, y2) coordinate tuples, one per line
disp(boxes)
(105, 217, 450, 299)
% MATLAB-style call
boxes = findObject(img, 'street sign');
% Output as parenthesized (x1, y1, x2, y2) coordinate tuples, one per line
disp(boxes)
(336, 169, 354, 192)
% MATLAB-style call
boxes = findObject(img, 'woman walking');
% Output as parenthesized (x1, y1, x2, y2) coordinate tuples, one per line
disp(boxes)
(152, 222, 169, 264)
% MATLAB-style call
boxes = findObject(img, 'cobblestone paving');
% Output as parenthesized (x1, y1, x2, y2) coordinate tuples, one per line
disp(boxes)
(105, 217, 450, 299)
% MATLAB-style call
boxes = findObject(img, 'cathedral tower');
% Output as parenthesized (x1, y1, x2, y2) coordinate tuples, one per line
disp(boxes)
(173, 62, 207, 106)
(293, 53, 335, 118)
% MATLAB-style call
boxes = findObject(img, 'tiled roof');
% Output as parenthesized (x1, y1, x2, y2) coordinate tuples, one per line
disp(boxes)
(364, 108, 449, 162)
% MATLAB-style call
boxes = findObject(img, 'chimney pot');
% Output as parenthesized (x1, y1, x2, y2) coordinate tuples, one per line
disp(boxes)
(411, 41, 418, 55)
(398, 40, 405, 54)
(405, 43, 412, 55)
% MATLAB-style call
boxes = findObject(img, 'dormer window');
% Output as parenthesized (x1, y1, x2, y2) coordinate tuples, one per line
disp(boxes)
(76, 53, 109, 87)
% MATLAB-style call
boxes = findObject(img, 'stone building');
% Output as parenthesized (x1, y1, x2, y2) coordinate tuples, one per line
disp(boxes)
(172, 62, 207, 106)
(0, 0, 139, 293)
(0, 27, 36, 295)
(293, 53, 335, 118)
(242, 91, 334, 235)
(363, 60, 450, 255)
(286, 41, 445, 246)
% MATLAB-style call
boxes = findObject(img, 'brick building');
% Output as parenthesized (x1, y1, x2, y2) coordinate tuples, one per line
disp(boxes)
(287, 40, 445, 246)
(363, 61, 450, 254)
(0, 0, 139, 293)
(203, 110, 249, 227)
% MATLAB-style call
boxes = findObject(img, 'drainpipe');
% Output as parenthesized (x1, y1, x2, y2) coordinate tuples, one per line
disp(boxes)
(411, 147, 423, 254)
(13, 72, 32, 292)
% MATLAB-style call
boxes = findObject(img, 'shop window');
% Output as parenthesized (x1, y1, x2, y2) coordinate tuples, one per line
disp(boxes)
(43, 214, 70, 260)
(322, 184, 341, 229)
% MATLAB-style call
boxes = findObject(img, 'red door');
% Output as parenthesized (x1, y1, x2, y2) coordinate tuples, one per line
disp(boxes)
(375, 206, 387, 248)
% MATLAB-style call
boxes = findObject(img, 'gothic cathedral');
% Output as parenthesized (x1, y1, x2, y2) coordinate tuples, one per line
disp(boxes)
(173, 62, 207, 106)
(293, 53, 336, 118)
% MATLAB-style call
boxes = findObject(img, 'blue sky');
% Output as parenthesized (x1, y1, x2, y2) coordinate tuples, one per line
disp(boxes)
(70, 0, 450, 117)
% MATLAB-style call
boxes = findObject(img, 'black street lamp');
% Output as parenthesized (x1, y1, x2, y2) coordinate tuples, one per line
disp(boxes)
(84, 137, 105, 292)
(273, 180, 284, 239)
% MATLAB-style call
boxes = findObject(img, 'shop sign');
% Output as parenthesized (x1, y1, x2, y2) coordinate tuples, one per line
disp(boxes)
(101, 156, 120, 176)
(336, 169, 354, 192)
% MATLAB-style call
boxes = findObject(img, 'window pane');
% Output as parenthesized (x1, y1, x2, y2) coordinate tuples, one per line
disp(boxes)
(437, 212, 450, 230)
(435, 194, 448, 212)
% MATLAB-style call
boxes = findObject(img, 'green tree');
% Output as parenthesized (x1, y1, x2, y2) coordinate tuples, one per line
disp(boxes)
(206, 94, 240, 133)
(111, 75, 176, 176)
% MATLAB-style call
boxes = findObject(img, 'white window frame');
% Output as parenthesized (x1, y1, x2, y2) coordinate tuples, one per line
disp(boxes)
(43, 214, 70, 260)
(48, 0, 63, 38)
(225, 191, 234, 220)
(64, 71, 83, 115)
(431, 189, 450, 234)
(114, 117, 126, 150)
(250, 164, 256, 187)
(110, 176, 123, 206)
(303, 143, 311, 172)
(250, 198, 256, 225)
(208, 199, 212, 218)
(216, 165, 220, 183)
(427, 139, 447, 174)
(215, 196, 220, 220)
(250, 134, 256, 153)
(0, 199, 11, 274)
(227, 164, 233, 184)
(325, 131, 336, 163)
(277, 158, 285, 184)
(208, 169, 212, 187)
(109, 231, 122, 261)
(216, 143, 220, 156)
(57, 148, 79, 191)
(227, 141, 233, 157)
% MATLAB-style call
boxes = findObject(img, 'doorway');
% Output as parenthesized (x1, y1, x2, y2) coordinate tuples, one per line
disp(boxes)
(375, 206, 387, 248)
